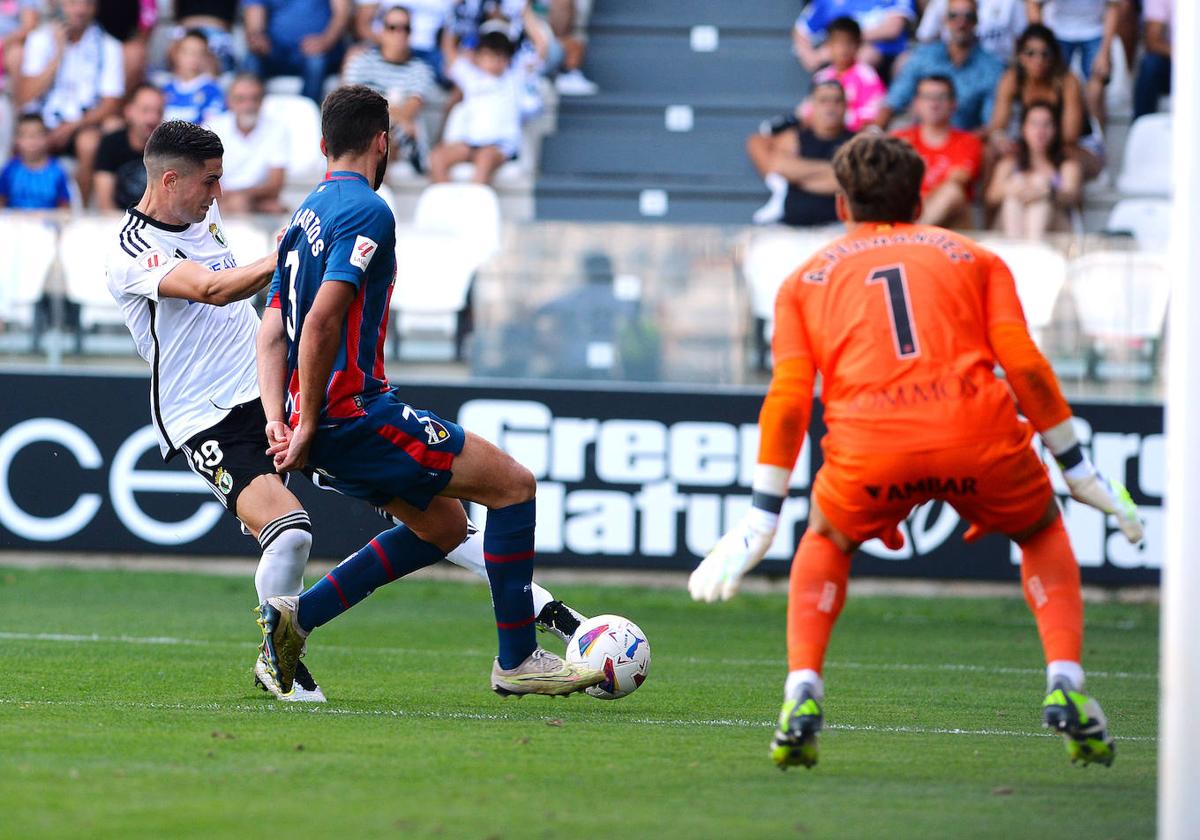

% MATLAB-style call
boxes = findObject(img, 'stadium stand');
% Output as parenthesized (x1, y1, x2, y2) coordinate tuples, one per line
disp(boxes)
(1105, 196, 1172, 251)
(534, 0, 807, 223)
(1114, 111, 1172, 196)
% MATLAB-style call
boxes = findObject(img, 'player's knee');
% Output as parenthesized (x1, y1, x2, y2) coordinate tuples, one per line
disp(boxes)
(495, 464, 536, 508)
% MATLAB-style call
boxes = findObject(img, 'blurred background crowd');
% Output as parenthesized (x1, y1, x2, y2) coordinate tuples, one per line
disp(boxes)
(0, 0, 1177, 393)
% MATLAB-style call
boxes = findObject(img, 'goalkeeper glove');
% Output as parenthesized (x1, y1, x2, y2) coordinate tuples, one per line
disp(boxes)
(689, 466, 788, 602)
(1042, 420, 1144, 544)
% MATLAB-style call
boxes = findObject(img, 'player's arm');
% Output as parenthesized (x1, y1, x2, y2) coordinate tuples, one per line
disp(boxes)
(157, 250, 278, 306)
(257, 301, 291, 448)
(274, 280, 356, 473)
(985, 255, 1143, 542)
(690, 276, 816, 602)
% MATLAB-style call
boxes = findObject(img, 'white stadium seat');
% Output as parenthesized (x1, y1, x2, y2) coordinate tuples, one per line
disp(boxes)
(1105, 198, 1172, 252)
(740, 227, 833, 369)
(983, 239, 1068, 344)
(1068, 250, 1169, 380)
(61, 216, 126, 331)
(261, 94, 325, 183)
(391, 183, 502, 359)
(1115, 113, 1172, 197)
(0, 216, 58, 329)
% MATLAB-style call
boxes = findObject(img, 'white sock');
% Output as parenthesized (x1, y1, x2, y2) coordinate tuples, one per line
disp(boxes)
(753, 172, 789, 224)
(445, 522, 556, 616)
(253, 511, 312, 601)
(1047, 660, 1085, 692)
(785, 668, 824, 700)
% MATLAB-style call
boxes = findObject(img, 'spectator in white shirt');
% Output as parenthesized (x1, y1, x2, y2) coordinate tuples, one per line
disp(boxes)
(204, 74, 287, 214)
(16, 0, 124, 205)
(430, 26, 533, 184)
(917, 0, 1026, 62)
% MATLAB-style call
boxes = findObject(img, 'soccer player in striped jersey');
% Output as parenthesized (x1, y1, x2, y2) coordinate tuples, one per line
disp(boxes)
(106, 120, 588, 703)
(255, 85, 603, 698)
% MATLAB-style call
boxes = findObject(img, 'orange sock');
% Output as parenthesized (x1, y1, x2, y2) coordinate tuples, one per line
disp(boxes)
(787, 530, 851, 673)
(1019, 515, 1083, 664)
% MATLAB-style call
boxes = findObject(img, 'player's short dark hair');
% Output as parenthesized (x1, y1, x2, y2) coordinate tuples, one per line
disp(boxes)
(321, 84, 389, 159)
(144, 120, 224, 175)
(478, 29, 516, 58)
(826, 16, 862, 43)
(833, 132, 925, 223)
(917, 74, 957, 100)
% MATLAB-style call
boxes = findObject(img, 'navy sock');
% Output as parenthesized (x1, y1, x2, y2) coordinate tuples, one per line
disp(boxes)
(484, 499, 537, 670)
(297, 524, 443, 632)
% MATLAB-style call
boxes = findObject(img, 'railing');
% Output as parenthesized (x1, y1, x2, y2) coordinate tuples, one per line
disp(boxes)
(0, 210, 1168, 403)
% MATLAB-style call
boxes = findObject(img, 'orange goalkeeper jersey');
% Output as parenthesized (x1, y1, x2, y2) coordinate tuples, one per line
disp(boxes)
(773, 222, 1035, 452)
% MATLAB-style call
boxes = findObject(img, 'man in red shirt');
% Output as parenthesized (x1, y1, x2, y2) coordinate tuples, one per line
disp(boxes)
(892, 74, 983, 228)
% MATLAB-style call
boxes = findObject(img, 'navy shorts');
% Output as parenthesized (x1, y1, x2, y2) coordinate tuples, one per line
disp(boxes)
(308, 392, 466, 510)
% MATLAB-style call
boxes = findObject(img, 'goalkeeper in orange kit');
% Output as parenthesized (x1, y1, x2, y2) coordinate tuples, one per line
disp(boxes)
(689, 132, 1143, 770)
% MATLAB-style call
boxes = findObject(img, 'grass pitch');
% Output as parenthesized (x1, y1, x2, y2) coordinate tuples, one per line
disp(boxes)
(0, 566, 1157, 839)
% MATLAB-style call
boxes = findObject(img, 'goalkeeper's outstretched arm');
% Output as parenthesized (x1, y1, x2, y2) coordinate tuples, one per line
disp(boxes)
(688, 356, 815, 601)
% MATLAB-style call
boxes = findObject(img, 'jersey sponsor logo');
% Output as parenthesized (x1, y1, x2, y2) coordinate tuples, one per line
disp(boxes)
(865, 477, 978, 502)
(208, 223, 227, 248)
(142, 249, 167, 271)
(350, 235, 378, 271)
(851, 374, 980, 412)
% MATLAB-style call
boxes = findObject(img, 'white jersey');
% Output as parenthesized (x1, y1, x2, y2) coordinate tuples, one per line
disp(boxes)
(105, 203, 261, 458)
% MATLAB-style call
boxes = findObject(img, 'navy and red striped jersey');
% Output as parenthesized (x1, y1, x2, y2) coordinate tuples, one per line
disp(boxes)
(269, 170, 396, 424)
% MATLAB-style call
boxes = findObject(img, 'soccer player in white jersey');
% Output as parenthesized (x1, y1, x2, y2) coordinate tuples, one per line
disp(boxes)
(106, 120, 589, 701)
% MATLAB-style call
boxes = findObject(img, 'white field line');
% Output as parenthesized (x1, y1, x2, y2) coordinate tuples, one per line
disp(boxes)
(0, 630, 1160, 682)
(0, 697, 1157, 742)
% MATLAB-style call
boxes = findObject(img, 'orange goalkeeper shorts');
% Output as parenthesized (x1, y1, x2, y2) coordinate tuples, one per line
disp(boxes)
(811, 421, 1054, 548)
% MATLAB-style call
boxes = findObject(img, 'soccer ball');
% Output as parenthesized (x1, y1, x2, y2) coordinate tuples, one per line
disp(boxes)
(566, 614, 651, 700)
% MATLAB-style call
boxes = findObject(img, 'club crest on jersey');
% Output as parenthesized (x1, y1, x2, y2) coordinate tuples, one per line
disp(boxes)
(141, 249, 167, 271)
(214, 467, 234, 495)
(350, 235, 378, 270)
(209, 223, 227, 247)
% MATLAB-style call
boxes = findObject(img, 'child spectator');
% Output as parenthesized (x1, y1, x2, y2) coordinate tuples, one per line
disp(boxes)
(985, 100, 1081, 237)
(173, 0, 238, 72)
(161, 29, 224, 124)
(893, 74, 984, 228)
(0, 113, 71, 209)
(806, 17, 885, 132)
(430, 25, 541, 184)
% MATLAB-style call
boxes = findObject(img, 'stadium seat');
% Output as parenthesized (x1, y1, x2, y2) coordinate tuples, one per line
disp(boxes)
(982, 239, 1068, 346)
(1067, 250, 1169, 380)
(0, 215, 58, 330)
(219, 218, 273, 269)
(60, 216, 127, 332)
(740, 228, 832, 370)
(1115, 113, 1172, 197)
(391, 183, 502, 360)
(1104, 198, 1172, 252)
(261, 94, 326, 183)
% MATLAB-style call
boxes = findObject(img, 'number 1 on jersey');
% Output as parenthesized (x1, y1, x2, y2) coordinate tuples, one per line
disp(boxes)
(867, 265, 920, 359)
(283, 250, 299, 341)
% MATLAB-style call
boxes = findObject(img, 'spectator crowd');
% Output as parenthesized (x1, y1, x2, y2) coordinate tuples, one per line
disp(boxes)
(0, 0, 602, 212)
(748, 0, 1175, 240)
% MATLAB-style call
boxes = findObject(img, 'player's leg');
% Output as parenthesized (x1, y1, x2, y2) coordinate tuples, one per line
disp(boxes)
(439, 432, 604, 696)
(952, 431, 1115, 766)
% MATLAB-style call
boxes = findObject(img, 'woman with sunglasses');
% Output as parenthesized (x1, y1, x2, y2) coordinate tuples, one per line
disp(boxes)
(985, 23, 1102, 178)
(985, 99, 1082, 237)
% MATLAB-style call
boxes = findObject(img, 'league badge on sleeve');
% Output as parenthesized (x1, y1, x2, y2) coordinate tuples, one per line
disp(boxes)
(350, 235, 378, 270)
(142, 249, 167, 271)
